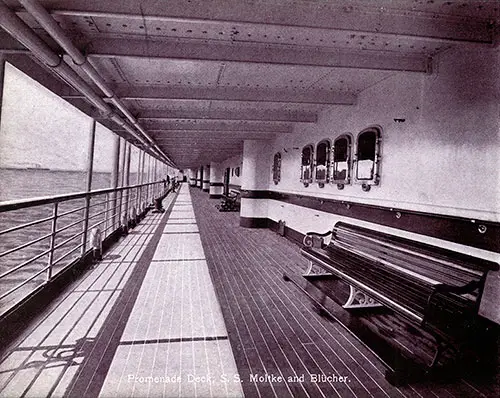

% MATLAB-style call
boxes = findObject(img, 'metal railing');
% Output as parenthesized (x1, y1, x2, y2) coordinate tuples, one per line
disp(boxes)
(0, 179, 170, 316)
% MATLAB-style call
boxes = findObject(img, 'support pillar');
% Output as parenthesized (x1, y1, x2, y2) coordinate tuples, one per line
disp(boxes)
(123, 142, 131, 229)
(209, 162, 224, 199)
(240, 140, 271, 228)
(189, 168, 197, 186)
(117, 138, 127, 229)
(81, 119, 96, 254)
(0, 55, 5, 128)
(197, 167, 203, 188)
(109, 135, 120, 232)
(202, 164, 210, 192)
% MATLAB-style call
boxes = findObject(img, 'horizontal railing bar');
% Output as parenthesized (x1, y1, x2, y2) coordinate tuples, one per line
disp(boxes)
(87, 208, 108, 220)
(53, 230, 85, 251)
(0, 232, 52, 259)
(88, 220, 106, 231)
(88, 198, 109, 208)
(0, 215, 53, 237)
(108, 203, 121, 212)
(0, 181, 164, 213)
(104, 223, 116, 233)
(55, 218, 84, 235)
(52, 242, 84, 267)
(0, 265, 49, 301)
(57, 205, 86, 218)
(0, 248, 51, 280)
(94, 196, 114, 205)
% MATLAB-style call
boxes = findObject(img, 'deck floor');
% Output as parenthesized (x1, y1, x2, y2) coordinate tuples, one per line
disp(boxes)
(0, 184, 497, 397)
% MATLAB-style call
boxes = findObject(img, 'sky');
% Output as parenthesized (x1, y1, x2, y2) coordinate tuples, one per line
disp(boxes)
(0, 62, 116, 172)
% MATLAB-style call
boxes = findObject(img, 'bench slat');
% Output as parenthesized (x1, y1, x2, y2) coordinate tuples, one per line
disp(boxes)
(302, 248, 425, 323)
(334, 228, 484, 283)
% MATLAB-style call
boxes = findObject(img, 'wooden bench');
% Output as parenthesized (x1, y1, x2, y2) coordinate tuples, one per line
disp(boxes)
(297, 222, 498, 377)
(217, 189, 240, 212)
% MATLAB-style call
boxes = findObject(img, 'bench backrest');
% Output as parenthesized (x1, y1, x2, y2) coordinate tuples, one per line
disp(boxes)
(330, 222, 498, 300)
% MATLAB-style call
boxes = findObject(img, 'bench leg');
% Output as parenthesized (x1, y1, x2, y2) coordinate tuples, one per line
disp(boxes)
(302, 261, 333, 278)
(304, 260, 314, 276)
(343, 285, 383, 309)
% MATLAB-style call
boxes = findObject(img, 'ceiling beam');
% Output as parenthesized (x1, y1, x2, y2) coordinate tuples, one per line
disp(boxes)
(86, 37, 430, 73)
(17, 0, 494, 44)
(136, 108, 318, 123)
(4, 54, 78, 98)
(87, 85, 356, 105)
(153, 135, 273, 141)
(119, 129, 277, 138)
(161, 146, 243, 150)
(140, 119, 292, 133)
(155, 133, 274, 142)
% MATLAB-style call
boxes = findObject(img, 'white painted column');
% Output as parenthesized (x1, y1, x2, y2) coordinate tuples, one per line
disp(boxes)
(209, 162, 224, 198)
(188, 168, 197, 186)
(240, 140, 271, 228)
(196, 167, 203, 188)
(202, 164, 210, 192)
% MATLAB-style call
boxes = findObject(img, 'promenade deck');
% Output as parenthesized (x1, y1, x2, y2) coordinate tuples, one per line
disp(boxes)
(0, 184, 497, 397)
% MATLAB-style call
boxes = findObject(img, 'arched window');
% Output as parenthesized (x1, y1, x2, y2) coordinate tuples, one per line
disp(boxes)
(355, 127, 381, 191)
(315, 140, 330, 188)
(300, 144, 314, 187)
(331, 134, 352, 189)
(272, 152, 281, 184)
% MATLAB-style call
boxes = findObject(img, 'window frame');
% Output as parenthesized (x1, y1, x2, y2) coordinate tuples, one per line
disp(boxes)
(330, 133, 353, 189)
(354, 126, 382, 191)
(314, 139, 331, 188)
(272, 152, 282, 185)
(300, 143, 314, 187)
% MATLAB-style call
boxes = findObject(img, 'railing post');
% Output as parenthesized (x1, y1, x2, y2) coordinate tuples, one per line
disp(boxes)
(124, 142, 131, 227)
(46, 202, 58, 281)
(104, 192, 109, 237)
(0, 55, 5, 129)
(118, 138, 127, 230)
(81, 118, 96, 256)
(110, 136, 120, 231)
(137, 151, 143, 217)
(153, 158, 158, 199)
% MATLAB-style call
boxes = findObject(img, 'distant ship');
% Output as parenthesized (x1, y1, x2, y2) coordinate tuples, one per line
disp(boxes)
(25, 163, 50, 171)
(1, 163, 50, 170)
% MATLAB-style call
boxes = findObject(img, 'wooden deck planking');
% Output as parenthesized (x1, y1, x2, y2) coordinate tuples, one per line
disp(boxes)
(190, 186, 498, 398)
(0, 184, 497, 398)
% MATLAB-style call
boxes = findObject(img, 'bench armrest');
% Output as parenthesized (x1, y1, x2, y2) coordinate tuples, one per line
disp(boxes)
(423, 280, 481, 327)
(227, 191, 240, 198)
(433, 280, 481, 296)
(303, 230, 332, 248)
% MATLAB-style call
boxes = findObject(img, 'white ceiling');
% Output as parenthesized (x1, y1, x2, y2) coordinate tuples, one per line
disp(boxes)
(1, 0, 498, 168)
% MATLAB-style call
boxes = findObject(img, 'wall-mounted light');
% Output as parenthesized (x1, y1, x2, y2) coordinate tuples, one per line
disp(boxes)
(394, 118, 406, 123)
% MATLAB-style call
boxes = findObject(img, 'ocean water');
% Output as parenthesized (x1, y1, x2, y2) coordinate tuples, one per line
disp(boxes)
(0, 168, 113, 314)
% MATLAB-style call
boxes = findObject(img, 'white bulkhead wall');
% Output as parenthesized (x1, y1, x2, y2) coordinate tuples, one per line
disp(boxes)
(270, 45, 499, 227)
(266, 46, 500, 324)
(218, 154, 243, 187)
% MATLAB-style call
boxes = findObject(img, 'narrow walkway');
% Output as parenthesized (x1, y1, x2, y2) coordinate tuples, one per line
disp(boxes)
(0, 185, 243, 398)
